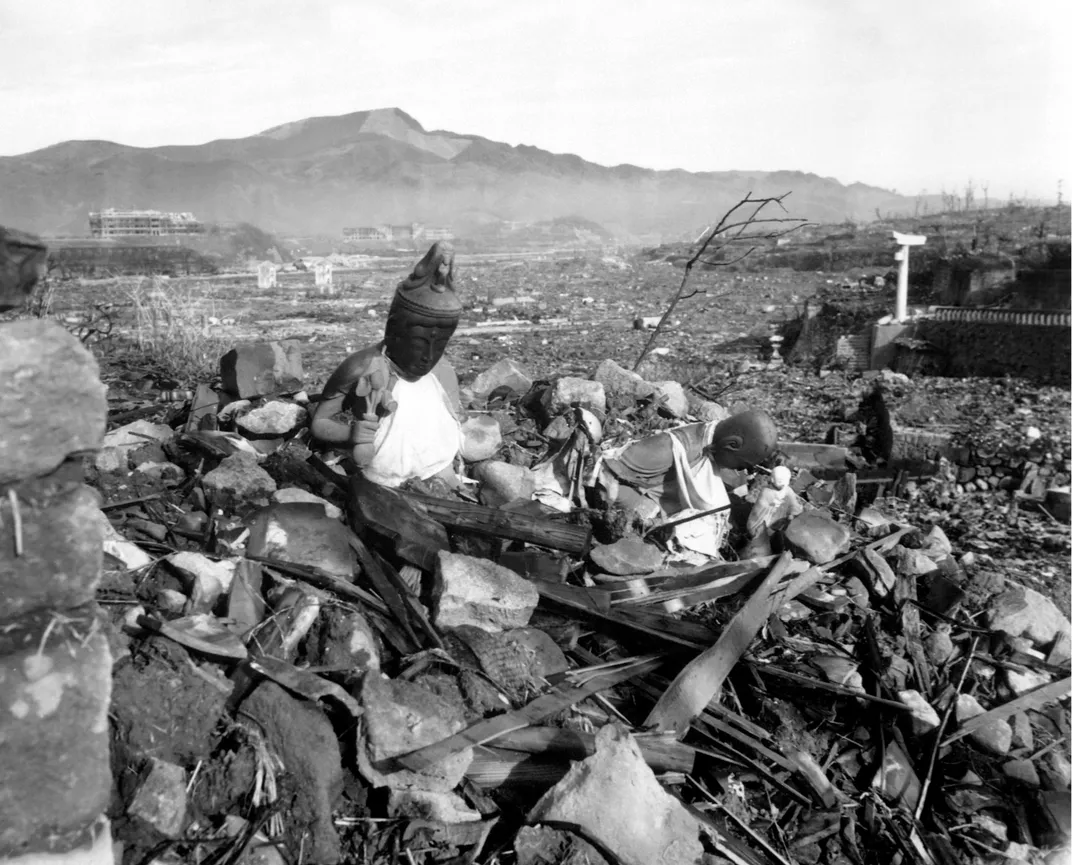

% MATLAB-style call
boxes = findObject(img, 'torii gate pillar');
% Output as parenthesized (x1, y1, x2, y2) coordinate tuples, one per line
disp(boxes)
(892, 231, 926, 322)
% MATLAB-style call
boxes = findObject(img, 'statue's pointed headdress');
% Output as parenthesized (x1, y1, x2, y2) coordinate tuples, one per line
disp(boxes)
(389, 241, 462, 323)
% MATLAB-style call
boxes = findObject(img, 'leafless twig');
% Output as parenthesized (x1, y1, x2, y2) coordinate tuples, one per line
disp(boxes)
(633, 191, 809, 371)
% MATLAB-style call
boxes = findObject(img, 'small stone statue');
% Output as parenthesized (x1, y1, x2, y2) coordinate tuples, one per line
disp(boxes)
(746, 466, 804, 538)
(596, 410, 779, 522)
(309, 242, 464, 488)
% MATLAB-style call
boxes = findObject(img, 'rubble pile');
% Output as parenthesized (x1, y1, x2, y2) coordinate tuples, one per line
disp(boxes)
(82, 340, 1071, 865)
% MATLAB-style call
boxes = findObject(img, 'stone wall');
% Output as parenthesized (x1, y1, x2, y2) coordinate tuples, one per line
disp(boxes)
(915, 317, 1071, 386)
(0, 230, 114, 863)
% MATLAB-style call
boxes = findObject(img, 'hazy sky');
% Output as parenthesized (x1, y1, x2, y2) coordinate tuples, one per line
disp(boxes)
(1, 0, 1067, 199)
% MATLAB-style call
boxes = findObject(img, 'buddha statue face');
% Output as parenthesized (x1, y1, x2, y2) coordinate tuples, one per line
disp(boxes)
(708, 410, 778, 470)
(384, 315, 457, 380)
(383, 241, 461, 380)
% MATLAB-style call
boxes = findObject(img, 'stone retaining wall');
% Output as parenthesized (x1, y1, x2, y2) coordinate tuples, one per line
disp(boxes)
(1, 234, 114, 863)
(914, 318, 1071, 386)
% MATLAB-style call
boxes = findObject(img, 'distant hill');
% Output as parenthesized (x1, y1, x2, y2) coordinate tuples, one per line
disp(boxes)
(0, 107, 932, 241)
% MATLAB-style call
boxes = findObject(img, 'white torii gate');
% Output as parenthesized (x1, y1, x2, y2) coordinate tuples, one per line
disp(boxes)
(892, 231, 926, 322)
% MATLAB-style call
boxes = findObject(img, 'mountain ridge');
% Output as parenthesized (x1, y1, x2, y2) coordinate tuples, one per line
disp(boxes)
(0, 107, 925, 239)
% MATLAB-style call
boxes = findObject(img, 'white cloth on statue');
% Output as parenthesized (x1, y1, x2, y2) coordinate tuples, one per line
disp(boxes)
(363, 372, 462, 488)
(667, 431, 729, 558)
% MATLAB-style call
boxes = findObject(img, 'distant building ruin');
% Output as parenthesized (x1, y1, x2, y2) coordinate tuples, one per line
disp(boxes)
(89, 208, 204, 238)
(342, 223, 453, 244)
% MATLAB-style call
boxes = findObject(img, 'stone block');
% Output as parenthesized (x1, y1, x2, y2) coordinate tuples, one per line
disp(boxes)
(782, 510, 851, 564)
(0, 320, 106, 485)
(220, 341, 304, 399)
(0, 621, 112, 857)
(246, 502, 356, 579)
(0, 482, 103, 618)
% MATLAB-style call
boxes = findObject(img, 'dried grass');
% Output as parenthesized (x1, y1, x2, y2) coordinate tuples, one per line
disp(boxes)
(123, 276, 231, 383)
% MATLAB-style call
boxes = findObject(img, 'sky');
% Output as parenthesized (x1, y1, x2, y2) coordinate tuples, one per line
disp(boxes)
(0, 0, 1068, 200)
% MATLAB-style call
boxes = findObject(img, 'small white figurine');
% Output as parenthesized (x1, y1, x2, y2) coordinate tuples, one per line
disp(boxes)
(746, 466, 804, 539)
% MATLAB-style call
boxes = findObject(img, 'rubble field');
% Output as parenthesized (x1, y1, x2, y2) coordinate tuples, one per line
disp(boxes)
(70, 252, 1071, 865)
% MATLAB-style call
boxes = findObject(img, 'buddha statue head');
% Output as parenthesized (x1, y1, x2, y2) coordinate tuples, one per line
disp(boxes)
(707, 410, 778, 470)
(384, 242, 462, 380)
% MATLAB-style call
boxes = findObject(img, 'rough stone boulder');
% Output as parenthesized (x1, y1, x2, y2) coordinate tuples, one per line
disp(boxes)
(220, 341, 304, 399)
(460, 416, 503, 461)
(528, 724, 703, 865)
(0, 618, 113, 857)
(474, 460, 537, 507)
(0, 225, 47, 312)
(241, 681, 343, 864)
(469, 359, 534, 400)
(541, 377, 606, 418)
(95, 419, 176, 473)
(988, 582, 1072, 649)
(783, 510, 851, 564)
(591, 359, 654, 401)
(359, 673, 472, 792)
(271, 487, 343, 519)
(956, 693, 1012, 756)
(434, 551, 539, 632)
(246, 502, 356, 579)
(651, 380, 689, 418)
(693, 400, 729, 424)
(589, 536, 665, 577)
(1, 479, 104, 619)
(235, 401, 307, 438)
(0, 320, 107, 484)
(201, 452, 277, 509)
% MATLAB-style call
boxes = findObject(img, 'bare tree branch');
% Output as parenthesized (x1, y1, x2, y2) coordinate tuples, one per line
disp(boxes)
(633, 192, 809, 371)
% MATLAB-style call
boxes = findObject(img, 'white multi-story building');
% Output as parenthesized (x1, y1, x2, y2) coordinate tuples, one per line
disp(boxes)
(88, 209, 204, 238)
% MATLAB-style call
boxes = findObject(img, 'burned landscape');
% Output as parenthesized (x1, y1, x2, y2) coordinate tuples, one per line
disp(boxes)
(2, 191, 1070, 865)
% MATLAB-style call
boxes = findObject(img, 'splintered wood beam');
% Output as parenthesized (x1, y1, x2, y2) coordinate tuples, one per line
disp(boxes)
(400, 490, 592, 555)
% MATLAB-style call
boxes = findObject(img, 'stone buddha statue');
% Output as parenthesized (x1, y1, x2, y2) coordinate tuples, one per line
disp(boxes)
(310, 242, 464, 488)
(596, 410, 779, 523)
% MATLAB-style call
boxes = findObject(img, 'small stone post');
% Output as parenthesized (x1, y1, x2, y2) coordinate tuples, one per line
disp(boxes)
(0, 229, 114, 864)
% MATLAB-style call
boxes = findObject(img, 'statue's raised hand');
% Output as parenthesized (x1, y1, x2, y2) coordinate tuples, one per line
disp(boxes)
(349, 359, 398, 466)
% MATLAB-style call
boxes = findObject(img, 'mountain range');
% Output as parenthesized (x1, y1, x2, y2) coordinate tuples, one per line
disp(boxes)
(0, 107, 927, 241)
